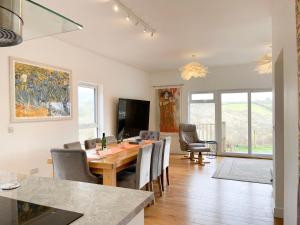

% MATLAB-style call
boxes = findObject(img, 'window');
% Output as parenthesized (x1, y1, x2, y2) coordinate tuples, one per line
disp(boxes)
(191, 93, 214, 101)
(189, 93, 216, 141)
(78, 84, 99, 143)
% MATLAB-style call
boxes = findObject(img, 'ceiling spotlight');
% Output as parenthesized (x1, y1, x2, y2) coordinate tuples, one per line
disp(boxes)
(143, 28, 147, 33)
(113, 4, 119, 12)
(151, 31, 155, 37)
(126, 16, 130, 22)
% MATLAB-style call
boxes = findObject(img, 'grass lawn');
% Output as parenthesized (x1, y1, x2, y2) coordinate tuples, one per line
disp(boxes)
(225, 145, 273, 155)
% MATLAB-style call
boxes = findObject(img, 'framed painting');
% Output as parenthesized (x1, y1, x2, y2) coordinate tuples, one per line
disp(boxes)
(9, 57, 72, 122)
(156, 87, 181, 133)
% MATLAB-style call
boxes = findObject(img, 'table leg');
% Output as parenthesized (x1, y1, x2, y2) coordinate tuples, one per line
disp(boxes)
(103, 167, 117, 186)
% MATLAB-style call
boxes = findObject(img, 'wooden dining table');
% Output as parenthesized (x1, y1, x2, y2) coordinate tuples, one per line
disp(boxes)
(47, 140, 153, 186)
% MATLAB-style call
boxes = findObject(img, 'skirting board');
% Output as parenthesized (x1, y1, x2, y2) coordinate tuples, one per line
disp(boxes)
(274, 207, 284, 219)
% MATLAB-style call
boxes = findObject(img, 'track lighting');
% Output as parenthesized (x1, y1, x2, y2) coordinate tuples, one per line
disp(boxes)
(111, 0, 157, 38)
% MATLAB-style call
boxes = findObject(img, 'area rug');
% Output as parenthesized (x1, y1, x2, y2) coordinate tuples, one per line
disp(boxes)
(212, 158, 273, 184)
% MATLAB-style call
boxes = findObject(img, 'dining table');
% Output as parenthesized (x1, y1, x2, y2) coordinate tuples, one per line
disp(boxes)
(47, 140, 153, 186)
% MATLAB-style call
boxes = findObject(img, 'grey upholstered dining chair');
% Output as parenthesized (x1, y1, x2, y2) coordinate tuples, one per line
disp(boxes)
(161, 136, 171, 191)
(117, 144, 152, 190)
(64, 141, 82, 150)
(149, 140, 164, 197)
(106, 135, 118, 145)
(139, 130, 160, 141)
(84, 138, 101, 150)
(50, 149, 102, 184)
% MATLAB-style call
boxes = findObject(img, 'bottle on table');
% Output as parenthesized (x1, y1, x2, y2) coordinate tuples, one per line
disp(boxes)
(101, 133, 107, 150)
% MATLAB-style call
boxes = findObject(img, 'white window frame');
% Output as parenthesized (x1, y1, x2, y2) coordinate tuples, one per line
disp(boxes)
(188, 92, 217, 141)
(78, 82, 100, 140)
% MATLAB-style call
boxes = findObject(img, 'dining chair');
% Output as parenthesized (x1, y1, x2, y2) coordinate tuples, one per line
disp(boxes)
(84, 138, 101, 150)
(161, 136, 171, 191)
(149, 140, 164, 197)
(50, 149, 102, 184)
(117, 144, 152, 190)
(139, 130, 160, 141)
(64, 142, 82, 150)
(106, 135, 118, 145)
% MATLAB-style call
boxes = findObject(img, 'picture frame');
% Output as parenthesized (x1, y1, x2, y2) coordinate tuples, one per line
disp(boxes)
(9, 57, 72, 122)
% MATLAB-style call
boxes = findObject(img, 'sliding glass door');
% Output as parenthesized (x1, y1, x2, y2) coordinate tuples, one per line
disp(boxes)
(189, 90, 273, 157)
(221, 92, 248, 154)
(221, 91, 272, 156)
(251, 92, 273, 155)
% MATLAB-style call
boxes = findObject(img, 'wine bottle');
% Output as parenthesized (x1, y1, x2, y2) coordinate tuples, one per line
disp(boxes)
(101, 133, 107, 150)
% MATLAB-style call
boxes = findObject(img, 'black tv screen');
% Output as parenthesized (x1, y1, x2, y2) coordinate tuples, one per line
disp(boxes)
(116, 98, 150, 140)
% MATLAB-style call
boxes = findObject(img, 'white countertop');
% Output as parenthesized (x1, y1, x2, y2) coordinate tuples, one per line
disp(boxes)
(0, 172, 153, 225)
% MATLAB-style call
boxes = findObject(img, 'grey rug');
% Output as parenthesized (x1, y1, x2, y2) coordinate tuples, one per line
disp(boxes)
(212, 158, 273, 184)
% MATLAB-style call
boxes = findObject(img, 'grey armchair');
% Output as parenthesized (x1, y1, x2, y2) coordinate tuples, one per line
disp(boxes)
(139, 130, 160, 141)
(117, 144, 152, 190)
(161, 136, 171, 191)
(179, 123, 210, 163)
(50, 149, 102, 184)
(64, 142, 82, 150)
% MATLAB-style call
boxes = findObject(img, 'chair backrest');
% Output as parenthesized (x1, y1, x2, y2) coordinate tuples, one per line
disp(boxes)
(179, 124, 199, 151)
(64, 142, 82, 150)
(162, 136, 171, 170)
(150, 140, 163, 181)
(50, 149, 99, 184)
(84, 138, 101, 150)
(106, 135, 117, 145)
(139, 130, 160, 141)
(135, 144, 153, 189)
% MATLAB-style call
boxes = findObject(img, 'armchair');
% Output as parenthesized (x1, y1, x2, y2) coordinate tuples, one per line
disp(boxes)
(179, 123, 212, 165)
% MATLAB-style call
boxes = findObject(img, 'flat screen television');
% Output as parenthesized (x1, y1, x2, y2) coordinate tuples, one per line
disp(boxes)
(116, 98, 150, 140)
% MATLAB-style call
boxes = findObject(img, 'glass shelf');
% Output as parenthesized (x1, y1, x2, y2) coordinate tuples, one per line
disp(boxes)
(23, 0, 83, 41)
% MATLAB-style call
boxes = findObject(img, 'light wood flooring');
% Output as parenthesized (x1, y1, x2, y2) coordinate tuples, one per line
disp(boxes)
(145, 155, 283, 225)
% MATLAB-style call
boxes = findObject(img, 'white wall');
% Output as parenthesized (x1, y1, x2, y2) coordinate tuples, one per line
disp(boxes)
(149, 63, 272, 153)
(272, 0, 299, 224)
(0, 37, 150, 177)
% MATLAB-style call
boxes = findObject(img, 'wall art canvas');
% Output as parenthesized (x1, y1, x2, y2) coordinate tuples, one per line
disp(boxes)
(156, 87, 181, 133)
(10, 57, 72, 122)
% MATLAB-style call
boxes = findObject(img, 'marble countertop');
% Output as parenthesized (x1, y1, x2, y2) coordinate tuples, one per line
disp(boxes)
(0, 172, 154, 225)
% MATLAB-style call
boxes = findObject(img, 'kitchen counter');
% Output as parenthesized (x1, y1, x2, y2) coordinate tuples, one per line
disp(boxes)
(0, 172, 154, 225)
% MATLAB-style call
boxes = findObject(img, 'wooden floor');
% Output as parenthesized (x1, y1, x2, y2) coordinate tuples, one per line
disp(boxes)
(145, 155, 283, 225)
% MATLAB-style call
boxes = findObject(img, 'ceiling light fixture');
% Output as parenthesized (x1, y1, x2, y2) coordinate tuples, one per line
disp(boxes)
(112, 0, 157, 38)
(180, 55, 208, 80)
(255, 52, 272, 74)
(113, 4, 119, 12)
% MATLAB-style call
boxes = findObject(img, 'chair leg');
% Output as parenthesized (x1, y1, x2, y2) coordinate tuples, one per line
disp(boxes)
(157, 177, 163, 197)
(190, 152, 195, 161)
(198, 153, 206, 166)
(161, 170, 165, 192)
(166, 166, 170, 186)
(181, 152, 191, 160)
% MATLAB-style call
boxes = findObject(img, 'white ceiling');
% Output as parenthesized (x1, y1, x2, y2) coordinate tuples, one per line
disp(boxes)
(36, 0, 272, 72)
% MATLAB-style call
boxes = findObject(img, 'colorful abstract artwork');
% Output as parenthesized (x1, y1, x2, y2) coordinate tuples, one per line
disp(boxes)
(10, 58, 72, 122)
(156, 87, 181, 133)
